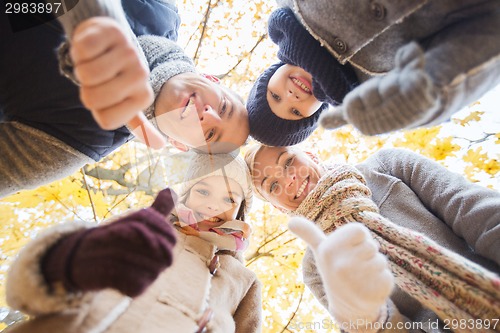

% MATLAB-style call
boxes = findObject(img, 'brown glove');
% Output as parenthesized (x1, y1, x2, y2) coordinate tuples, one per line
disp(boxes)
(41, 188, 177, 297)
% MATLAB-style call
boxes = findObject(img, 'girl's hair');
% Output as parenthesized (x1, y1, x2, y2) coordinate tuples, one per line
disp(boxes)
(236, 199, 246, 221)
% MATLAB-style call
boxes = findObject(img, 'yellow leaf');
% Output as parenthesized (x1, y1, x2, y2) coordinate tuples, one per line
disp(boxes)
(426, 137, 460, 161)
(482, 159, 500, 176)
(457, 111, 484, 126)
(463, 147, 488, 165)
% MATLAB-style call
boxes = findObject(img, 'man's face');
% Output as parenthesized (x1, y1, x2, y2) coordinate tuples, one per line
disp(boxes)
(251, 146, 324, 211)
(267, 64, 323, 120)
(154, 73, 249, 153)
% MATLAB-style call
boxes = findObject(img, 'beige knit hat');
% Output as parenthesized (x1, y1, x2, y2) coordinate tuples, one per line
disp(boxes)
(178, 152, 253, 214)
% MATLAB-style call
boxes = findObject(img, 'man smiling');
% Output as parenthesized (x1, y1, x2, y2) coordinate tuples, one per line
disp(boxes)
(151, 68, 250, 153)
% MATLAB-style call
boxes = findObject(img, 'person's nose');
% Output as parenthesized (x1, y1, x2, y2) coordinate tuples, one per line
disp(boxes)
(206, 201, 221, 213)
(284, 172, 296, 187)
(199, 105, 222, 124)
(286, 88, 300, 100)
(286, 81, 304, 100)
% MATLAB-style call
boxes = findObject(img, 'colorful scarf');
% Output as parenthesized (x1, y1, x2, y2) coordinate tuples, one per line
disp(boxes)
(294, 164, 500, 332)
(170, 204, 251, 252)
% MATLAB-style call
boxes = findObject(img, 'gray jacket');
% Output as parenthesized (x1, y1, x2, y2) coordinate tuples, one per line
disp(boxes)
(303, 148, 500, 332)
(278, 0, 500, 134)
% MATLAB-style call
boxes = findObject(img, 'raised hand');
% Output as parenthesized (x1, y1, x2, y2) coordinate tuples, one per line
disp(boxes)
(320, 42, 440, 135)
(71, 17, 166, 149)
(41, 188, 178, 297)
(288, 217, 394, 326)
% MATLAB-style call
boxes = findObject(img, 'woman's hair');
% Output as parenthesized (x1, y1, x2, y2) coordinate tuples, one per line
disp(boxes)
(243, 144, 267, 202)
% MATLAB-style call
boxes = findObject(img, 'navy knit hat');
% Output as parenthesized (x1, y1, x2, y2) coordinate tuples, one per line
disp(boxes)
(247, 62, 327, 147)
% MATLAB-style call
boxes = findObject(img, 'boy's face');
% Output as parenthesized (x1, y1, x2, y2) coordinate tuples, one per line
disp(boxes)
(267, 64, 323, 120)
(154, 73, 249, 153)
(185, 176, 244, 231)
(251, 146, 324, 211)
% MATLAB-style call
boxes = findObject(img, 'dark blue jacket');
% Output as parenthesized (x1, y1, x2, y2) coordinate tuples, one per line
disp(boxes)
(123, 0, 180, 41)
(0, 1, 180, 161)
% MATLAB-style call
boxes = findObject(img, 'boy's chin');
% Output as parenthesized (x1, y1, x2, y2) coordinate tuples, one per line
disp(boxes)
(193, 141, 240, 154)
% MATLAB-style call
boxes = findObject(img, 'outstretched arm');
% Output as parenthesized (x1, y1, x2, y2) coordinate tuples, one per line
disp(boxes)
(48, 0, 166, 148)
(289, 218, 409, 333)
(372, 148, 500, 266)
(321, 7, 500, 135)
(7, 188, 177, 315)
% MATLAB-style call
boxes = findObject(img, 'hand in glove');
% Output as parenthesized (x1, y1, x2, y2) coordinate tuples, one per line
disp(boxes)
(320, 42, 441, 135)
(42, 188, 178, 298)
(288, 217, 394, 328)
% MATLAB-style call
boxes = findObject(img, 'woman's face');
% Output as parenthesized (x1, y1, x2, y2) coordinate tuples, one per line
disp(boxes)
(154, 72, 250, 153)
(185, 175, 244, 231)
(250, 146, 324, 211)
(267, 64, 323, 120)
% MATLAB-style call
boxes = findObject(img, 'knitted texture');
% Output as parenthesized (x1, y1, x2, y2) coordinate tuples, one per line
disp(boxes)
(137, 35, 196, 129)
(178, 152, 253, 214)
(247, 63, 324, 146)
(289, 218, 393, 329)
(269, 8, 359, 106)
(246, 7, 359, 146)
(320, 42, 441, 135)
(42, 188, 178, 298)
(294, 164, 500, 328)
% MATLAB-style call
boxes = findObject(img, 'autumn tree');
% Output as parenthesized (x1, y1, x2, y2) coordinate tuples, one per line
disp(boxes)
(1, 1, 499, 332)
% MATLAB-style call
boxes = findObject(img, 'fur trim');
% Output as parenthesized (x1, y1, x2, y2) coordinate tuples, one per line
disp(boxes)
(6, 221, 94, 315)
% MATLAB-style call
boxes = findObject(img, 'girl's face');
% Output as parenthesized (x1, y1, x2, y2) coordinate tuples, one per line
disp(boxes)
(267, 64, 323, 120)
(185, 175, 244, 231)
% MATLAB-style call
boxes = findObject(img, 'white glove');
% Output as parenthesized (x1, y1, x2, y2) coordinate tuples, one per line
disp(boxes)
(289, 217, 394, 327)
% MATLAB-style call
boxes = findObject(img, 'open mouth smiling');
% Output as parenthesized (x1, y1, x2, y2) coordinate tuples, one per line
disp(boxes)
(197, 212, 224, 224)
(180, 94, 195, 120)
(294, 176, 309, 199)
(291, 77, 312, 94)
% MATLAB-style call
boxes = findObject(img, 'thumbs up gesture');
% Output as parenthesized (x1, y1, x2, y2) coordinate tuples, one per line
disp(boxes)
(289, 217, 394, 327)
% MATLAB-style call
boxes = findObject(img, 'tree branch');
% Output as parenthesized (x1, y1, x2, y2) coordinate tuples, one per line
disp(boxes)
(245, 228, 288, 262)
(193, 0, 214, 64)
(184, 25, 201, 50)
(280, 288, 304, 333)
(219, 33, 267, 79)
(81, 168, 98, 222)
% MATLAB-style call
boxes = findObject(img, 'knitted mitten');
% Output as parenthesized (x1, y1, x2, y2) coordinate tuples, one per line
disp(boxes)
(320, 42, 441, 135)
(42, 188, 178, 298)
(289, 217, 394, 330)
